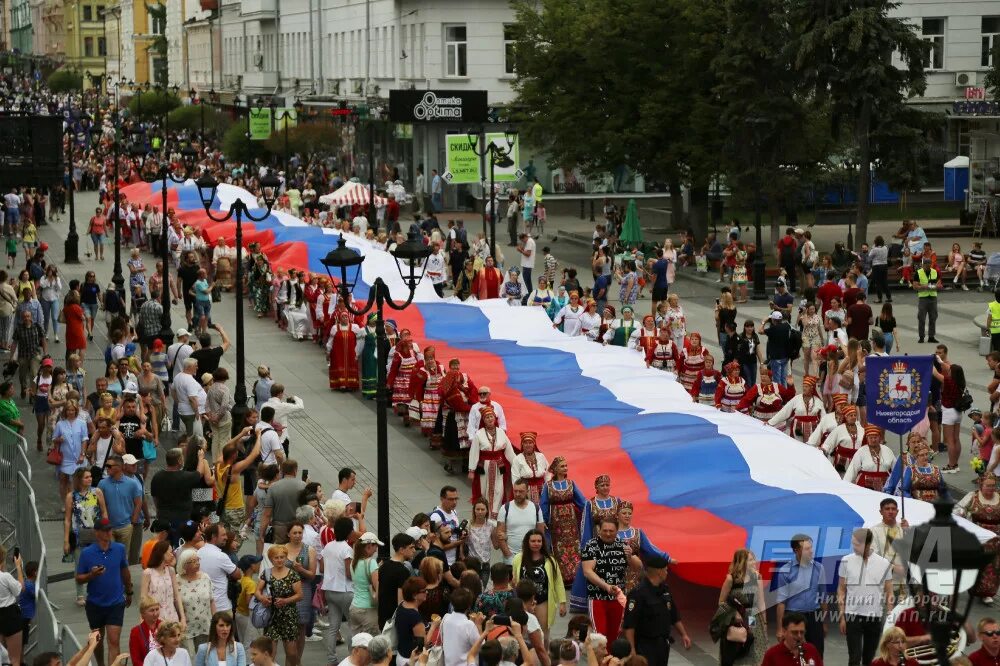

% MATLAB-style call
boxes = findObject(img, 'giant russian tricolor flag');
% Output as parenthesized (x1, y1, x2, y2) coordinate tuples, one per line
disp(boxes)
(122, 179, 990, 585)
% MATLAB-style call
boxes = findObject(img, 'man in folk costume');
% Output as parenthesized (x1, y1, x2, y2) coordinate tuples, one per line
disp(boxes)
(736, 367, 796, 423)
(633, 314, 658, 355)
(715, 360, 747, 412)
(326, 310, 364, 391)
(472, 255, 503, 299)
(845, 425, 897, 490)
(553, 291, 586, 337)
(408, 345, 447, 448)
(467, 386, 508, 440)
(467, 406, 516, 519)
(440, 358, 477, 474)
(602, 305, 639, 347)
(807, 393, 848, 447)
(304, 276, 322, 339)
(387, 328, 422, 423)
(821, 404, 865, 471)
(645, 326, 680, 371)
(316, 282, 339, 346)
(689, 353, 721, 405)
(677, 332, 707, 392)
(768, 375, 825, 441)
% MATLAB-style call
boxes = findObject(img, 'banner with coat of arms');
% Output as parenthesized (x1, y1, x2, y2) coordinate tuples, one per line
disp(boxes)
(865, 355, 934, 435)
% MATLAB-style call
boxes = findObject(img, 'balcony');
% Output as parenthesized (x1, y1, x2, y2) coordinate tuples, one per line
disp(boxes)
(242, 71, 278, 90)
(239, 0, 275, 19)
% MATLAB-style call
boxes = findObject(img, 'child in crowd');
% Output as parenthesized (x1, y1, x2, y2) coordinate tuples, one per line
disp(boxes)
(236, 555, 263, 647)
(17, 560, 37, 647)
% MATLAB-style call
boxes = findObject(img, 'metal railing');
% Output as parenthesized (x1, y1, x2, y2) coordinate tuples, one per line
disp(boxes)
(0, 422, 89, 663)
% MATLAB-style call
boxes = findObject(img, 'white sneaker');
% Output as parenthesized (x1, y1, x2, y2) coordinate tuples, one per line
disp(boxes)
(54, 336, 60, 343)
(986, 597, 995, 604)
(962, 285, 969, 291)
(305, 633, 323, 642)
(315, 618, 329, 628)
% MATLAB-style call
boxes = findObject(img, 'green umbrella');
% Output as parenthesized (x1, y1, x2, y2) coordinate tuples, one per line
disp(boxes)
(619, 198, 643, 247)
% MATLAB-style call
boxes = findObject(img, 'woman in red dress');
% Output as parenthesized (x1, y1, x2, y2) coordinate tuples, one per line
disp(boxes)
(387, 329, 421, 424)
(408, 345, 446, 447)
(327, 311, 363, 391)
(955, 472, 1000, 603)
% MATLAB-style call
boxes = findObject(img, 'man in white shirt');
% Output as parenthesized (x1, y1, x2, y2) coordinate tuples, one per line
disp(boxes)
(838, 527, 893, 666)
(518, 233, 537, 289)
(322, 517, 356, 664)
(262, 382, 304, 454)
(172, 358, 206, 438)
(426, 243, 448, 297)
(497, 480, 545, 564)
(866, 497, 908, 595)
(442, 588, 483, 666)
(429, 486, 465, 566)
(331, 467, 356, 504)
(337, 632, 372, 666)
(166, 329, 194, 383)
(257, 406, 286, 465)
(467, 387, 507, 440)
(198, 524, 240, 612)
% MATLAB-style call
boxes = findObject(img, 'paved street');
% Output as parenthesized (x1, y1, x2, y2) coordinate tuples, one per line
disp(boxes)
(24, 194, 1000, 666)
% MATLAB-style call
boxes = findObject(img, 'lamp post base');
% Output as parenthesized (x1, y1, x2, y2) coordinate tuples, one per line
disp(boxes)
(231, 400, 249, 439)
(64, 232, 80, 264)
(751, 257, 768, 300)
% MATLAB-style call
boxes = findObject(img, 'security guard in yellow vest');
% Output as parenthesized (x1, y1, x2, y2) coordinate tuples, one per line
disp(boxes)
(987, 290, 1000, 352)
(913, 255, 939, 343)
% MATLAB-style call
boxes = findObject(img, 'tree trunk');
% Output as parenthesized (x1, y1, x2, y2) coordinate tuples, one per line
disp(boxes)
(855, 98, 873, 249)
(689, 180, 710, 242)
(669, 176, 685, 232)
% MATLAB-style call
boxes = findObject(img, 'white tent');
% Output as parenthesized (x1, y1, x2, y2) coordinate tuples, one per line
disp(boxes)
(318, 181, 388, 207)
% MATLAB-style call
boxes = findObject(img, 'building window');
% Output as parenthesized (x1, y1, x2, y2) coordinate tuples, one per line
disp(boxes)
(98, 36, 107, 56)
(444, 25, 467, 77)
(149, 3, 165, 36)
(84, 36, 94, 57)
(503, 24, 516, 75)
(921, 18, 944, 70)
(82, 5, 92, 21)
(983, 17, 1000, 67)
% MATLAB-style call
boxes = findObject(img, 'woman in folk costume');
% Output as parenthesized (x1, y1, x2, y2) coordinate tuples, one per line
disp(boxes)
(249, 252, 272, 317)
(468, 406, 516, 519)
(955, 472, 1000, 604)
(845, 424, 897, 490)
(595, 305, 616, 344)
(284, 271, 315, 340)
(736, 367, 796, 424)
(511, 432, 549, 505)
(387, 328, 422, 423)
(580, 299, 602, 342)
(768, 375, 825, 441)
(359, 313, 380, 400)
(901, 437, 944, 501)
(677, 332, 706, 392)
(714, 360, 747, 412)
(807, 393, 848, 447)
(408, 345, 446, 448)
(472, 256, 504, 299)
(645, 326, 680, 371)
(547, 285, 569, 323)
(883, 431, 923, 496)
(821, 404, 865, 472)
(540, 456, 587, 585)
(327, 310, 364, 391)
(316, 282, 339, 345)
(689, 353, 721, 405)
(569, 474, 625, 612)
(634, 314, 658, 356)
(304, 276, 322, 337)
(553, 291, 587, 337)
(602, 305, 638, 347)
(502, 267, 527, 306)
(617, 501, 670, 595)
(440, 358, 478, 474)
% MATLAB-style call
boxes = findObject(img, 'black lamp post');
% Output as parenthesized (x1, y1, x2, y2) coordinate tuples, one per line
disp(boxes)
(467, 130, 516, 261)
(195, 168, 281, 435)
(132, 142, 199, 346)
(746, 118, 768, 301)
(901, 492, 990, 665)
(842, 158, 856, 250)
(321, 230, 431, 555)
(64, 119, 81, 262)
(269, 97, 305, 178)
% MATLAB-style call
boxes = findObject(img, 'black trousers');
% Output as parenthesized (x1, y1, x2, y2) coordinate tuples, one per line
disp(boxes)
(871, 264, 891, 302)
(845, 614, 881, 666)
(636, 637, 671, 666)
(802, 609, 825, 655)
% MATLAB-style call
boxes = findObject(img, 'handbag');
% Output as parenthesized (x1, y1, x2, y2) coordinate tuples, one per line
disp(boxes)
(45, 445, 63, 465)
(142, 439, 157, 462)
(249, 573, 273, 629)
(380, 605, 399, 649)
(725, 624, 748, 644)
(957, 389, 974, 413)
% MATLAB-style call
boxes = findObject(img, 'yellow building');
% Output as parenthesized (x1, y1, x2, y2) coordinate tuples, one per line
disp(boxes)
(64, 0, 107, 84)
(102, 0, 167, 86)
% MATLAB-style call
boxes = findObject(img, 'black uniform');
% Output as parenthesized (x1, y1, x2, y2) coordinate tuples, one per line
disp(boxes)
(622, 577, 680, 666)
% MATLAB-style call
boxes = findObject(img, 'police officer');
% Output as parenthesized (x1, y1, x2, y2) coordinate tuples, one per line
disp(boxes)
(913, 255, 939, 344)
(622, 555, 691, 666)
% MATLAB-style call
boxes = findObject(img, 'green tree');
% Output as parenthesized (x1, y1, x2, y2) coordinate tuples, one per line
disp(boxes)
(166, 104, 225, 137)
(221, 121, 267, 163)
(788, 0, 928, 245)
(47, 69, 82, 93)
(263, 122, 341, 159)
(127, 90, 181, 120)
(985, 44, 1000, 97)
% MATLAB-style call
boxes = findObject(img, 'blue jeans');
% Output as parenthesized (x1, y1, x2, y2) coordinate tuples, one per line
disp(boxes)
(41, 298, 59, 336)
(769, 358, 789, 385)
(741, 362, 757, 386)
(431, 192, 443, 212)
(193, 299, 212, 324)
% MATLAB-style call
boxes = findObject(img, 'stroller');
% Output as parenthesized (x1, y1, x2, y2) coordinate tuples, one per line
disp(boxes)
(985, 252, 1000, 292)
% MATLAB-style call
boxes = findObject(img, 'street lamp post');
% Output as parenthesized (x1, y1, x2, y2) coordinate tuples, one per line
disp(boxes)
(63, 120, 80, 262)
(195, 167, 281, 435)
(321, 230, 431, 555)
(842, 158, 856, 250)
(467, 130, 516, 261)
(268, 97, 305, 177)
(746, 118, 768, 301)
(903, 492, 990, 666)
(97, 104, 126, 297)
(132, 142, 199, 345)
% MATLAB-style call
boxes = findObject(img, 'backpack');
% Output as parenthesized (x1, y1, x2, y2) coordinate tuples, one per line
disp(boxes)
(787, 327, 803, 361)
(27, 261, 43, 281)
(499, 500, 542, 526)
(105, 289, 122, 315)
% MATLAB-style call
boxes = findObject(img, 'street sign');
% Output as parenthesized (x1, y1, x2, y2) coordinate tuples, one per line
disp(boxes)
(445, 135, 480, 184)
(249, 108, 271, 140)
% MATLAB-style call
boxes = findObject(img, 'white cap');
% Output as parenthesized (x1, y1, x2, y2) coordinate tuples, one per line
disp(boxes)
(351, 633, 373, 649)
(124, 381, 138, 394)
(769, 311, 784, 320)
(358, 532, 384, 546)
(404, 526, 427, 541)
(176, 328, 190, 337)
(121, 454, 139, 465)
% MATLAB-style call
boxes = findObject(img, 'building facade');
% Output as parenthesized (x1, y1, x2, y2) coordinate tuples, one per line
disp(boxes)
(10, 0, 32, 54)
(64, 0, 107, 82)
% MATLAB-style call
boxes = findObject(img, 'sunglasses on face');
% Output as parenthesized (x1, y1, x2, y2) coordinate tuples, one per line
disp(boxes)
(984, 630, 1000, 637)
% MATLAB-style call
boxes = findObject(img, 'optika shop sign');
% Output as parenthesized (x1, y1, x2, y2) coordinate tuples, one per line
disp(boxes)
(389, 89, 488, 123)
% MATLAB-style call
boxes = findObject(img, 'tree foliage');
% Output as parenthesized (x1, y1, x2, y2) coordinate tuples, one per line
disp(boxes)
(263, 122, 342, 158)
(166, 104, 224, 137)
(221, 121, 267, 163)
(127, 90, 181, 120)
(47, 69, 82, 93)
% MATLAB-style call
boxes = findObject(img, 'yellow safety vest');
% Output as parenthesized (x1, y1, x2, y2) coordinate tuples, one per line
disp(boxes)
(916, 268, 937, 298)
(990, 301, 1000, 333)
